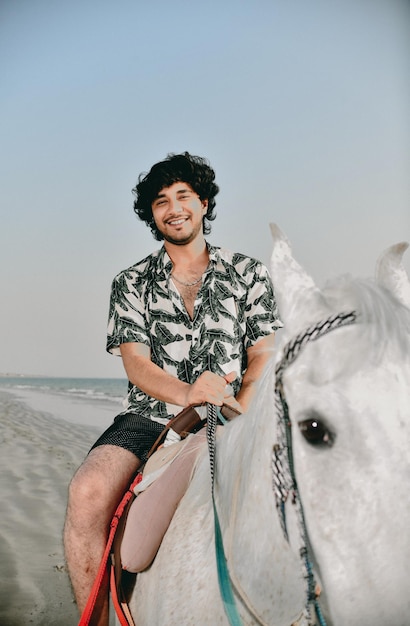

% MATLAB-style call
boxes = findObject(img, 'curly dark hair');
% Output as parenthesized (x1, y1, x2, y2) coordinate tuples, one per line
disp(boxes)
(132, 152, 219, 241)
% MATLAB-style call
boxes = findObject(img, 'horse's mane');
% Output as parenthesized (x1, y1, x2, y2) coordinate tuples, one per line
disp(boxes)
(272, 275, 410, 387)
(322, 274, 410, 358)
(180, 358, 278, 521)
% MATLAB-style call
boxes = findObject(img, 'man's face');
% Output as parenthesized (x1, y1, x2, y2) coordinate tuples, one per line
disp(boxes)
(151, 181, 207, 245)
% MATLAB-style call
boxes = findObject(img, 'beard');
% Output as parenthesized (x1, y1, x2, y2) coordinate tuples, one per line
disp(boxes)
(159, 219, 203, 246)
(162, 231, 196, 245)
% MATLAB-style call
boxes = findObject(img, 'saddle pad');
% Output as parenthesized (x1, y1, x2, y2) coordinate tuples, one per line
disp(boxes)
(122, 431, 207, 572)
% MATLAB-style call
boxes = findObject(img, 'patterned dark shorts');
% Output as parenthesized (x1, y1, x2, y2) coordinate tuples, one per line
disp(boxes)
(89, 412, 166, 462)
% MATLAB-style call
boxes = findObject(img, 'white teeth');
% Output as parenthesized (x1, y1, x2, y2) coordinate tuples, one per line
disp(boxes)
(169, 219, 185, 225)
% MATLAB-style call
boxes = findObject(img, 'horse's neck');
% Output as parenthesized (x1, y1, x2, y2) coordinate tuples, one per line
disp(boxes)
(216, 406, 277, 532)
(215, 394, 276, 515)
(131, 377, 308, 625)
(210, 386, 307, 623)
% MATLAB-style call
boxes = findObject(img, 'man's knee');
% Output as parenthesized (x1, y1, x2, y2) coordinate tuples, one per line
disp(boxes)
(68, 466, 103, 510)
(67, 445, 141, 520)
(66, 471, 109, 534)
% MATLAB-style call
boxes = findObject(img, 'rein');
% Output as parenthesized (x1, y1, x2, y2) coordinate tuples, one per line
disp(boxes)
(207, 404, 244, 626)
(208, 310, 357, 626)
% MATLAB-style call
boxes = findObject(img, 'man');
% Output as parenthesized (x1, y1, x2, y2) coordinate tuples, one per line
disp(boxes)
(64, 152, 282, 625)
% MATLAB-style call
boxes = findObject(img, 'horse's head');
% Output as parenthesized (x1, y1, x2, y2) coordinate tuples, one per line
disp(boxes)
(270, 222, 410, 333)
(270, 224, 410, 626)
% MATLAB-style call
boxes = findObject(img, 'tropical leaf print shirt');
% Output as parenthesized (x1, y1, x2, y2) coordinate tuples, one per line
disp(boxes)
(107, 244, 283, 425)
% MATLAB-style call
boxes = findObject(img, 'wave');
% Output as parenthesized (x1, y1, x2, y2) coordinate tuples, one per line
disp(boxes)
(0, 377, 128, 405)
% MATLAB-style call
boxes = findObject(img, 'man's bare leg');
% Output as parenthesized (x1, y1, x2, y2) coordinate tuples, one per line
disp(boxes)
(64, 445, 141, 626)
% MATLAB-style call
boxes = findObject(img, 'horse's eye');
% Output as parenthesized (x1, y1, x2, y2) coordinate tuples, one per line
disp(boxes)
(298, 418, 335, 447)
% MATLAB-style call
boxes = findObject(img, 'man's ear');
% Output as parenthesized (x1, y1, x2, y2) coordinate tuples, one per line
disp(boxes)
(202, 199, 208, 212)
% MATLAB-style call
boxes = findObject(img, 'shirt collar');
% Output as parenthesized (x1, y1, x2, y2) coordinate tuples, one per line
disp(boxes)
(155, 242, 221, 276)
(207, 243, 221, 267)
(156, 246, 173, 275)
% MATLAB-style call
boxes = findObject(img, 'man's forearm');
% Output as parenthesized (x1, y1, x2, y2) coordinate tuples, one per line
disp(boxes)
(236, 334, 276, 411)
(119, 344, 234, 409)
(235, 380, 258, 412)
(121, 350, 190, 407)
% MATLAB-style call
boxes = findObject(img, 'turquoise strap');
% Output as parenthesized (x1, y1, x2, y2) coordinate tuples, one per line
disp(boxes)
(207, 404, 243, 626)
(212, 499, 244, 626)
(216, 407, 229, 425)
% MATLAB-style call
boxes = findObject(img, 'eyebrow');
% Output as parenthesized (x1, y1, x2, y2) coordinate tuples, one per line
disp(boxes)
(154, 187, 192, 201)
(176, 187, 193, 195)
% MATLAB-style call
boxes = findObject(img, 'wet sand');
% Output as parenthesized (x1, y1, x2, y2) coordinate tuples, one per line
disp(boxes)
(0, 389, 113, 625)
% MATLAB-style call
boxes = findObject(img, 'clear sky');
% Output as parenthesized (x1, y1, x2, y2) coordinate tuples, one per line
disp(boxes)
(1, 0, 409, 378)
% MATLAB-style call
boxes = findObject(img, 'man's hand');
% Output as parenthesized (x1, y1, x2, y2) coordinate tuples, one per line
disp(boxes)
(185, 370, 238, 408)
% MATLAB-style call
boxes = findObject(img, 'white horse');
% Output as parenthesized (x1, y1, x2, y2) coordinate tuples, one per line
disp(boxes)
(126, 224, 410, 626)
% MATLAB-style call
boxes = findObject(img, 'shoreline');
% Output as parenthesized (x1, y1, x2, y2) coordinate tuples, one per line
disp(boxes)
(0, 389, 116, 625)
(1, 384, 123, 432)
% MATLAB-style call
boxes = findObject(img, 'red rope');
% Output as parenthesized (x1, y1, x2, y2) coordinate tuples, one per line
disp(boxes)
(78, 473, 142, 626)
(110, 565, 135, 626)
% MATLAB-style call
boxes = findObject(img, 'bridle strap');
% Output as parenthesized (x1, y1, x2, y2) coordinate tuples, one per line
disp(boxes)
(274, 310, 357, 626)
(275, 311, 358, 380)
(207, 311, 358, 626)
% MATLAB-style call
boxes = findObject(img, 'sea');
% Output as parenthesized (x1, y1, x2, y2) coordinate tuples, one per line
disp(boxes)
(0, 376, 128, 404)
(0, 376, 130, 431)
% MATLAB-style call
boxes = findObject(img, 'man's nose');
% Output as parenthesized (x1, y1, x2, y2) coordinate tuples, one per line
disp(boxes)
(170, 199, 183, 212)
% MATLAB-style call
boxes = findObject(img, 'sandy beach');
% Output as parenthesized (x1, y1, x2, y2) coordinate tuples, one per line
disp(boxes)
(0, 388, 116, 626)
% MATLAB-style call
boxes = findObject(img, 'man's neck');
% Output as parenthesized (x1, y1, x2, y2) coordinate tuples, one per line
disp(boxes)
(164, 236, 209, 269)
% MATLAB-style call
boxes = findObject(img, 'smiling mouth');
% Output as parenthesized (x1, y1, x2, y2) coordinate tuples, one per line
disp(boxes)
(167, 218, 187, 226)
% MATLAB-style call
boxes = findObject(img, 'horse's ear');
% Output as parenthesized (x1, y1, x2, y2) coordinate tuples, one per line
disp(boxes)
(270, 223, 328, 332)
(375, 242, 410, 309)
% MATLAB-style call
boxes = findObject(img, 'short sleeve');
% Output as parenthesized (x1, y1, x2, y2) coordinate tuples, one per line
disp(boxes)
(106, 272, 151, 356)
(244, 262, 283, 349)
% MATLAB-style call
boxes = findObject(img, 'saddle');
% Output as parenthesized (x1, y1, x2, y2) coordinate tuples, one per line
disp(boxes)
(78, 403, 240, 626)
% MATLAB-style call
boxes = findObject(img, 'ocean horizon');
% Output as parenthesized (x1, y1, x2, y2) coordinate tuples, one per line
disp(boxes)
(0, 375, 129, 404)
(0, 376, 129, 432)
